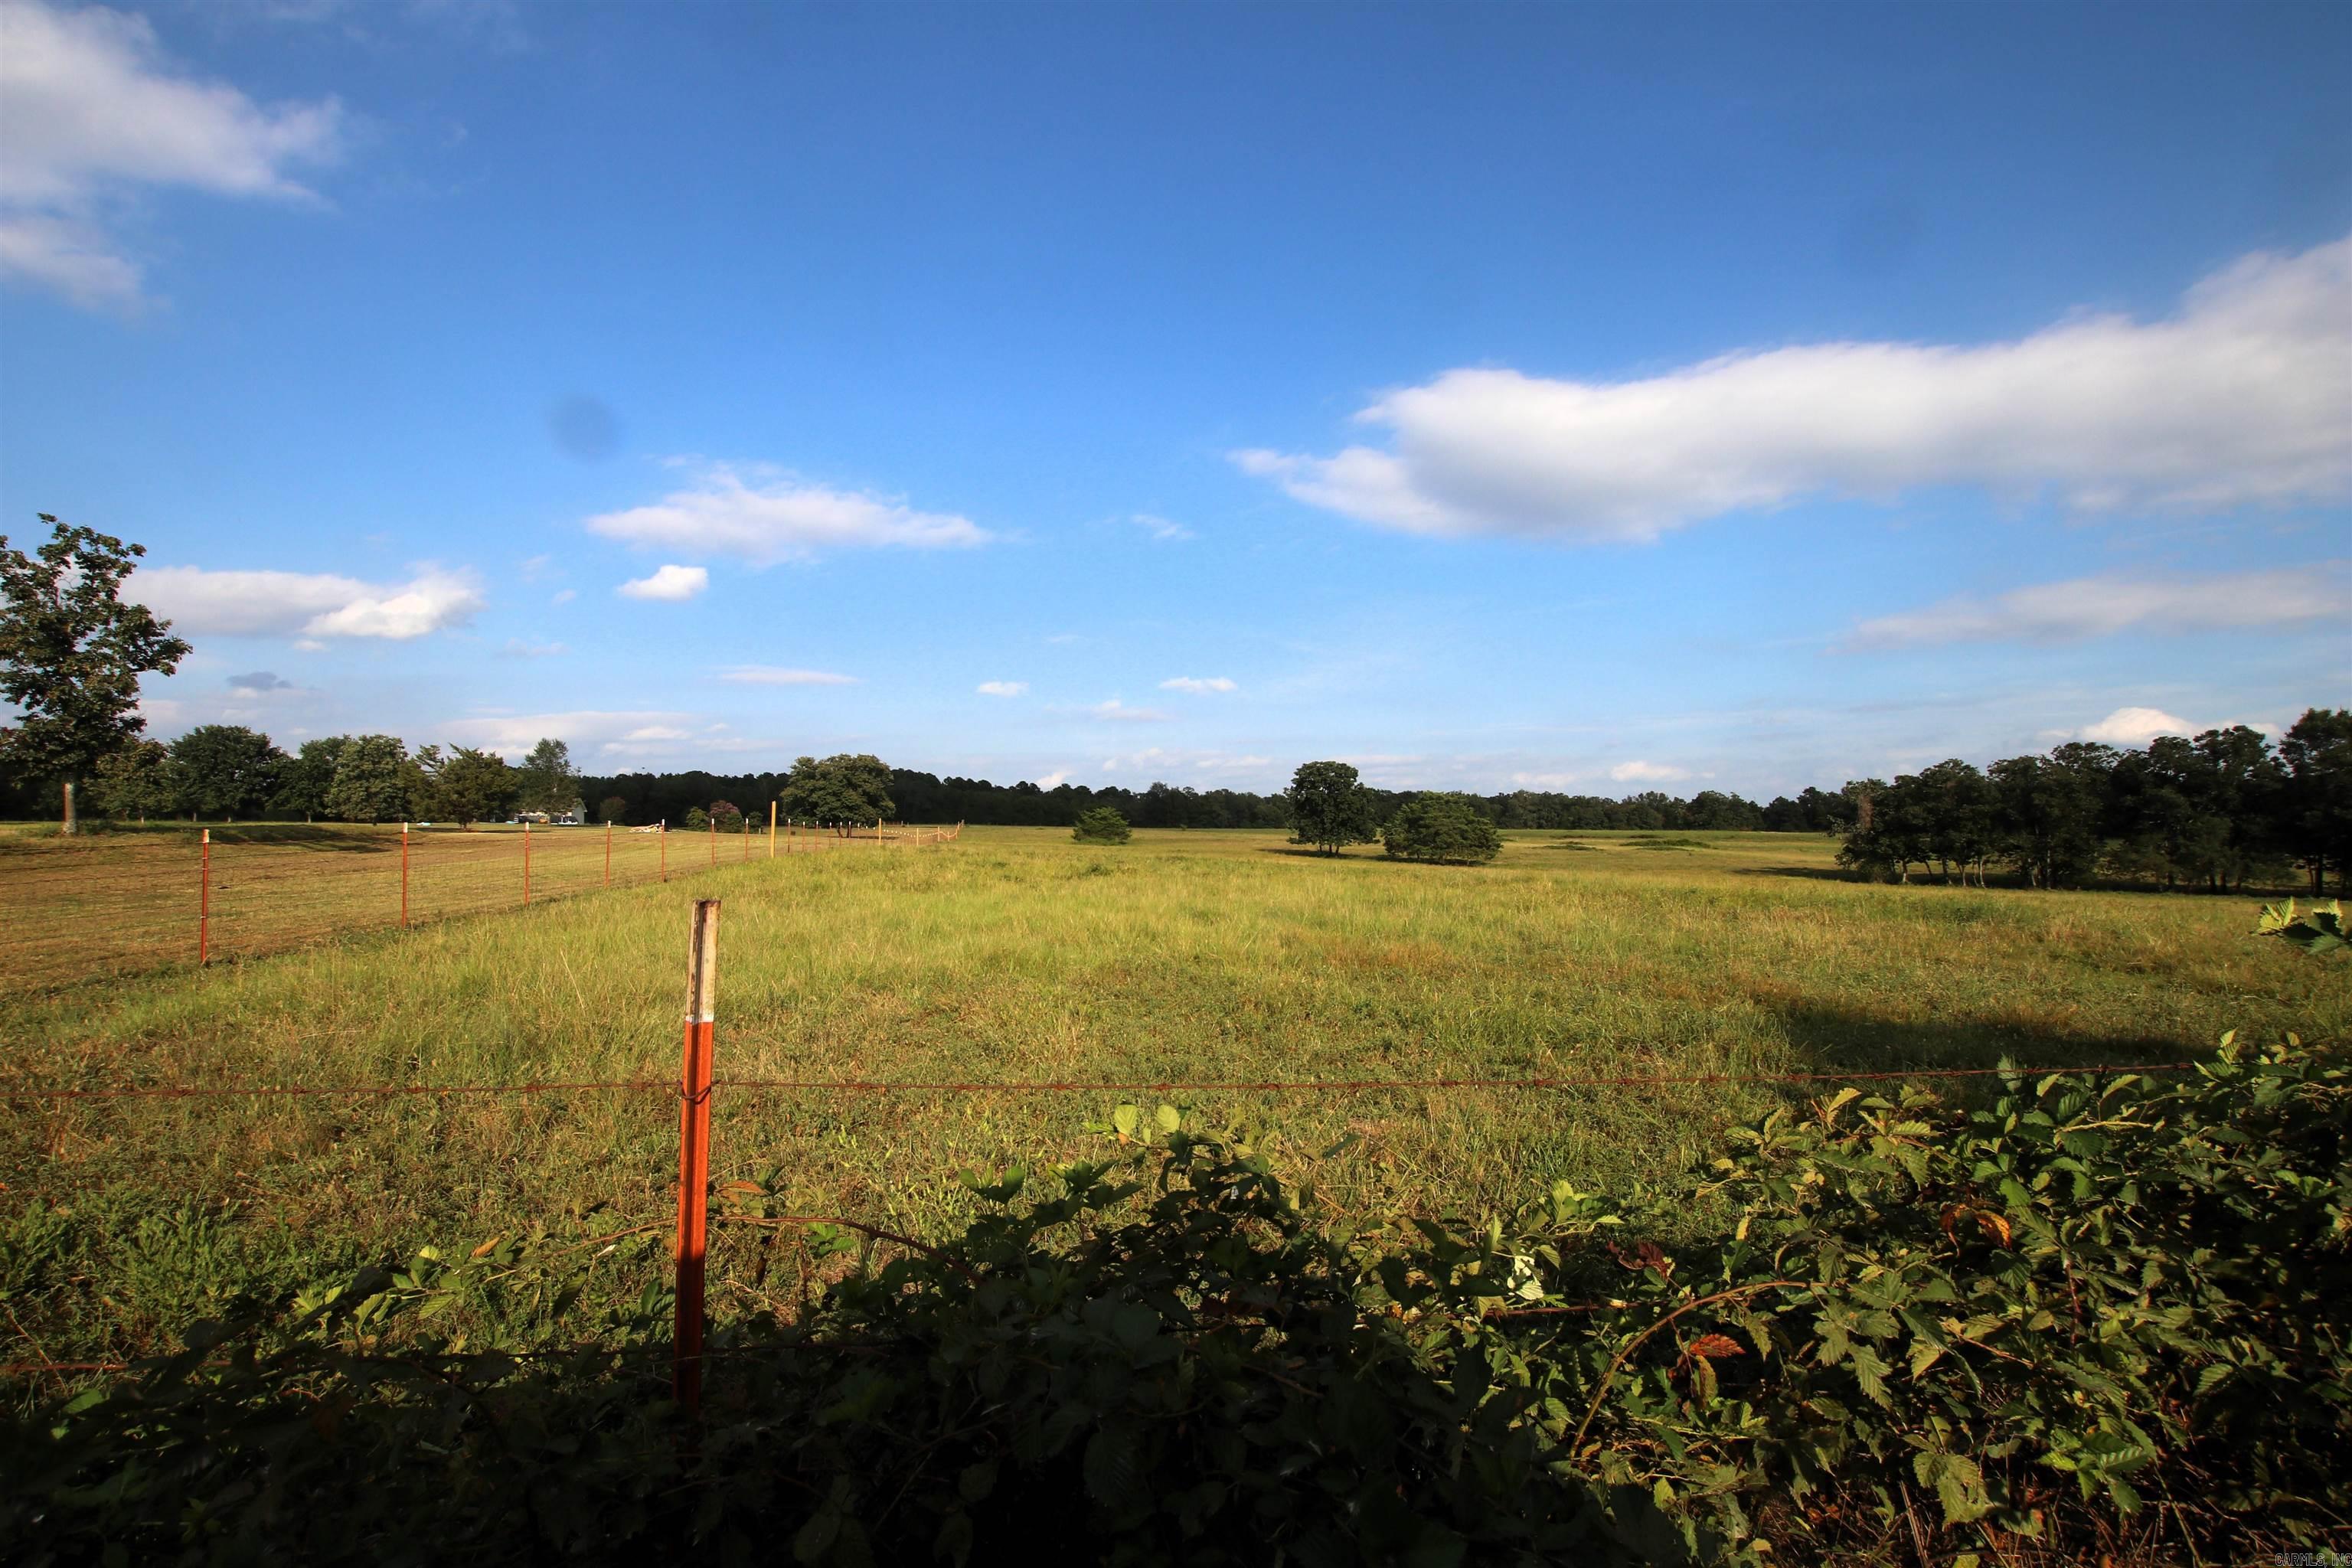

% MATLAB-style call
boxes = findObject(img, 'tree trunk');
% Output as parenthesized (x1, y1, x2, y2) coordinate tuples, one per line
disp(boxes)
(60, 778, 76, 836)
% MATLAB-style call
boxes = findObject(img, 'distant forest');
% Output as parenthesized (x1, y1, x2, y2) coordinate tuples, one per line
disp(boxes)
(580, 768, 1851, 836)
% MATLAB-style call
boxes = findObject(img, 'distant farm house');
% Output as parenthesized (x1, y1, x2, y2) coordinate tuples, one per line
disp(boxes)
(513, 805, 586, 826)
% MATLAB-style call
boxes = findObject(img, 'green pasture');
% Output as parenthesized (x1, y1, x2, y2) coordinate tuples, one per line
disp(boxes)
(2, 824, 2337, 1373)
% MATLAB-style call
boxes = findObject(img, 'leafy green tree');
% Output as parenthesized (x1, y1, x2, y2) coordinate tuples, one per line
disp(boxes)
(270, 737, 349, 821)
(780, 753, 894, 835)
(1381, 792, 1502, 864)
(0, 516, 191, 833)
(88, 740, 184, 824)
(1072, 806, 1131, 844)
(322, 734, 414, 824)
(681, 805, 710, 831)
(169, 725, 285, 821)
(1284, 760, 1377, 856)
(1991, 743, 2115, 888)
(518, 737, 580, 817)
(2278, 708, 2352, 894)
(598, 795, 629, 826)
(417, 744, 515, 827)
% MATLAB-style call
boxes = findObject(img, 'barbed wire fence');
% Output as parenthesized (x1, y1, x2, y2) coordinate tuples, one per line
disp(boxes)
(1, 815, 963, 991)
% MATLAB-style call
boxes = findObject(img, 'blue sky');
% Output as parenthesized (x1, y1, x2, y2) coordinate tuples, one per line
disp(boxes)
(2, 0, 2346, 796)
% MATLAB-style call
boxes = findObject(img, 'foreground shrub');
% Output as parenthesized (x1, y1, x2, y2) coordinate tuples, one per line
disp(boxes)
(5, 1040, 2344, 1566)
(1071, 806, 1132, 844)
(1383, 791, 1502, 864)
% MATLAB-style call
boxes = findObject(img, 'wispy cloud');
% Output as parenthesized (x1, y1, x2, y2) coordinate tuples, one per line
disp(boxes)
(1609, 760, 1689, 782)
(1084, 700, 1173, 724)
(1848, 564, 2349, 648)
(0, 0, 344, 309)
(617, 564, 707, 601)
(1099, 746, 1272, 775)
(976, 680, 1028, 697)
(1131, 513, 1196, 542)
(1238, 235, 2352, 542)
(441, 709, 701, 759)
(498, 639, 570, 658)
(136, 564, 482, 640)
(1159, 676, 1237, 694)
(586, 460, 989, 564)
(715, 665, 857, 685)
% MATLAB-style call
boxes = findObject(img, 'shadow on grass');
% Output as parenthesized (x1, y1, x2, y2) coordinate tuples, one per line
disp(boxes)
(1766, 1001, 2189, 1080)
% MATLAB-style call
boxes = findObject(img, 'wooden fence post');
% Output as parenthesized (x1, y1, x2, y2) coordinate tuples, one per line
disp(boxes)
(674, 897, 720, 1419)
(198, 828, 211, 966)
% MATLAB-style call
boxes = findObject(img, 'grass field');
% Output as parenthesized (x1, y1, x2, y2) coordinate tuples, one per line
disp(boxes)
(2, 823, 2338, 1376)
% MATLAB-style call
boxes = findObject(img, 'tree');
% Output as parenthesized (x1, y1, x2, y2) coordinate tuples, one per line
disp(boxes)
(1072, 806, 1131, 844)
(518, 737, 580, 817)
(709, 800, 743, 831)
(780, 754, 894, 835)
(170, 725, 284, 821)
(270, 737, 348, 822)
(1991, 743, 2115, 888)
(1285, 761, 1377, 856)
(599, 795, 629, 827)
(0, 516, 191, 833)
(1382, 792, 1502, 864)
(2278, 709, 2352, 895)
(418, 745, 515, 828)
(323, 734, 414, 824)
(88, 740, 183, 824)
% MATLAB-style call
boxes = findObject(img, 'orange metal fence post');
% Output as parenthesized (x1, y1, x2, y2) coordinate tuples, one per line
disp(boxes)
(198, 828, 211, 966)
(523, 820, 532, 906)
(661, 821, 668, 882)
(401, 823, 410, 928)
(605, 820, 612, 887)
(708, 815, 716, 867)
(741, 816, 749, 861)
(768, 800, 776, 858)
(674, 897, 721, 1419)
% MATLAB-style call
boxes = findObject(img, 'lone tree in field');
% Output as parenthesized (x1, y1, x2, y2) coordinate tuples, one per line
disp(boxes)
(1285, 760, 1378, 856)
(0, 516, 191, 833)
(781, 753, 894, 835)
(1382, 792, 1502, 864)
(1072, 805, 1132, 844)
(518, 737, 580, 818)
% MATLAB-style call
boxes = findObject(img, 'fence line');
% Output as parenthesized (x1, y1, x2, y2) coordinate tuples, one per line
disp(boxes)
(1, 815, 964, 992)
(2, 1060, 2207, 1103)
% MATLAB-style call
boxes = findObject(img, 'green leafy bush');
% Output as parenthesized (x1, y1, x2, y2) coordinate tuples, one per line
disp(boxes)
(1383, 791, 1503, 864)
(1071, 806, 1132, 844)
(6, 1040, 2344, 1566)
(2259, 897, 2347, 956)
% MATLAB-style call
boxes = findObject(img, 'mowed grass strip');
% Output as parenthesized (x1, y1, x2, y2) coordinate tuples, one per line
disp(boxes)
(2, 825, 2337, 1368)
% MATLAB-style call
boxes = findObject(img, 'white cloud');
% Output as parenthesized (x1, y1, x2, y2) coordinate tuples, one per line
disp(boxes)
(550, 588, 577, 605)
(976, 680, 1028, 697)
(2079, 707, 2196, 746)
(0, 0, 342, 308)
(1099, 747, 1275, 776)
(498, 639, 569, 658)
(1086, 700, 1172, 724)
(1034, 769, 1070, 789)
(585, 461, 989, 564)
(1159, 676, 1237, 694)
(1131, 513, 1196, 542)
(1609, 760, 1689, 782)
(136, 564, 482, 640)
(1849, 564, 2350, 648)
(440, 710, 699, 760)
(617, 564, 707, 601)
(1237, 236, 2352, 543)
(715, 665, 857, 685)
